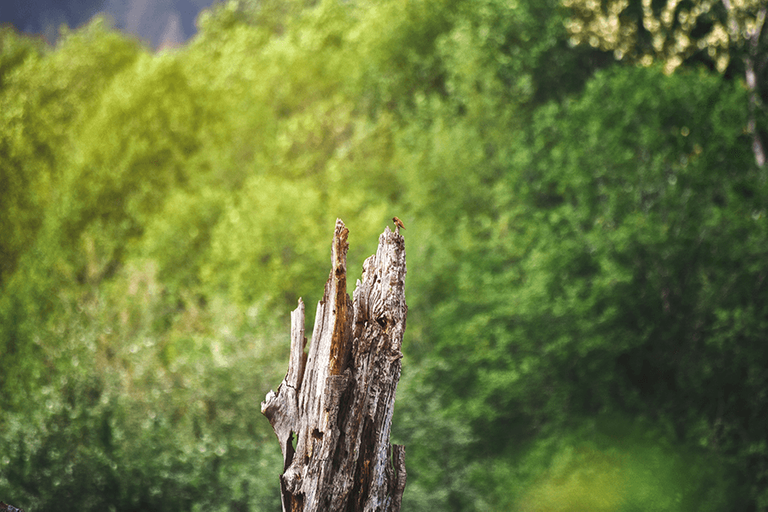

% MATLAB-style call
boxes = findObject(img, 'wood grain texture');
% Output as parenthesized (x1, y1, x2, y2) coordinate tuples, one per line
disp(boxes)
(262, 219, 407, 512)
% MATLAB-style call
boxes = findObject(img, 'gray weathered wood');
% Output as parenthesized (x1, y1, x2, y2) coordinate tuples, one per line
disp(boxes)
(261, 218, 407, 512)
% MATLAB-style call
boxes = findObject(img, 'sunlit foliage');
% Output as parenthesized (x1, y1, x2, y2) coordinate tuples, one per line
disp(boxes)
(562, 0, 766, 73)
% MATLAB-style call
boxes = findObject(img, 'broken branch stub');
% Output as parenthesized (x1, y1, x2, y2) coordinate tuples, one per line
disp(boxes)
(261, 218, 407, 512)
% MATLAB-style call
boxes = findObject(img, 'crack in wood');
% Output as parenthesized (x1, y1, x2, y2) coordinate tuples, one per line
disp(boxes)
(261, 219, 407, 512)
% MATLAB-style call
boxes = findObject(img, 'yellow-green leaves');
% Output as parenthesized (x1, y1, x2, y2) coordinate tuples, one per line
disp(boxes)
(563, 0, 766, 73)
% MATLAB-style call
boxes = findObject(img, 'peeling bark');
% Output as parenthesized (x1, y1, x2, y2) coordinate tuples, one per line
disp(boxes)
(261, 219, 407, 512)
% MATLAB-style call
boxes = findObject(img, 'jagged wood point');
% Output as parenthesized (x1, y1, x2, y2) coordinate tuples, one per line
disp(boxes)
(261, 218, 407, 512)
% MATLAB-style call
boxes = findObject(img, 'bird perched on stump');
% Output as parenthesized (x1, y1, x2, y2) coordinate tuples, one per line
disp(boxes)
(392, 217, 405, 233)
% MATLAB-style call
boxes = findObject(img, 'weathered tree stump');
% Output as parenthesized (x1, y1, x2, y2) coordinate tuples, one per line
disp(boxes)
(261, 219, 407, 512)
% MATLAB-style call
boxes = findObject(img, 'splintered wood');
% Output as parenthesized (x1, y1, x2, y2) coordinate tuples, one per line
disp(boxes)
(261, 219, 407, 512)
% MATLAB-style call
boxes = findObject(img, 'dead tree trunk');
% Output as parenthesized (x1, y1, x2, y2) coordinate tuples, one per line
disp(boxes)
(261, 219, 407, 512)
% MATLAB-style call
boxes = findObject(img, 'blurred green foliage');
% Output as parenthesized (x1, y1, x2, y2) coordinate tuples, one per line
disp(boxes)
(1, 0, 766, 510)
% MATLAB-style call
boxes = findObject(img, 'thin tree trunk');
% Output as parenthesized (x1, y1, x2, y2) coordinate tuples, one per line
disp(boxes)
(261, 219, 407, 512)
(745, 5, 766, 168)
(722, 0, 766, 167)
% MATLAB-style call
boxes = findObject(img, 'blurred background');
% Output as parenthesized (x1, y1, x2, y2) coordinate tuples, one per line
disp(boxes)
(0, 0, 217, 48)
(0, 0, 767, 510)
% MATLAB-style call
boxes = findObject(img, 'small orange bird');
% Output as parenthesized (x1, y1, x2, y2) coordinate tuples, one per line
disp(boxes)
(392, 217, 406, 232)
